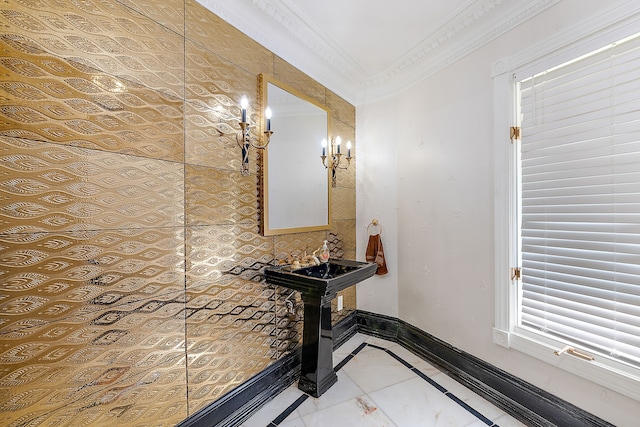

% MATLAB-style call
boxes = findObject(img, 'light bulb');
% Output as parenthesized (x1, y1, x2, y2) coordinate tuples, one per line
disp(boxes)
(240, 96, 248, 122)
(265, 106, 272, 131)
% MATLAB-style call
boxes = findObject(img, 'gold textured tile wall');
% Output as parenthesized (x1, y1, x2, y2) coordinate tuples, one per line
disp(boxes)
(273, 57, 326, 107)
(185, 224, 277, 413)
(330, 119, 357, 189)
(0, 216, 187, 426)
(118, 0, 186, 35)
(185, 164, 258, 226)
(327, 90, 356, 130)
(185, 1, 272, 78)
(184, 39, 264, 172)
(0, 0, 357, 425)
(327, 87, 357, 326)
(327, 222, 357, 324)
(0, 137, 184, 231)
(0, 0, 185, 161)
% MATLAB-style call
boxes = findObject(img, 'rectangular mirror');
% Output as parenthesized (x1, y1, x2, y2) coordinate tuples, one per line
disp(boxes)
(261, 74, 331, 236)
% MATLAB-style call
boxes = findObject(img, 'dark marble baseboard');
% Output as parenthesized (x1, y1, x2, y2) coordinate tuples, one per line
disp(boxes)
(332, 310, 358, 349)
(176, 314, 357, 427)
(356, 310, 615, 427)
(175, 350, 301, 427)
(266, 341, 504, 426)
(178, 310, 613, 427)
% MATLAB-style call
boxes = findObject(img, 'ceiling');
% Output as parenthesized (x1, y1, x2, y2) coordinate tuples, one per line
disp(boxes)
(200, 0, 560, 104)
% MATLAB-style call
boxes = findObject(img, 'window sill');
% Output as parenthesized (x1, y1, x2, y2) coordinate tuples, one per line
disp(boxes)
(493, 327, 640, 402)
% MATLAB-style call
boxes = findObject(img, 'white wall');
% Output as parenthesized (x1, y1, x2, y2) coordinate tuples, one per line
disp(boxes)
(356, 98, 399, 317)
(356, 1, 640, 425)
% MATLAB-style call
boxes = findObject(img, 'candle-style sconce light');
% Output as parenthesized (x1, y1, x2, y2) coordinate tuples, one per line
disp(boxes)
(321, 135, 352, 187)
(237, 95, 273, 175)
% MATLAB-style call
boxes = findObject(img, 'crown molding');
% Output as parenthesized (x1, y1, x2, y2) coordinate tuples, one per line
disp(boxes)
(199, 0, 561, 105)
(358, 0, 562, 103)
(198, 0, 361, 103)
(493, 0, 640, 78)
(364, 0, 510, 89)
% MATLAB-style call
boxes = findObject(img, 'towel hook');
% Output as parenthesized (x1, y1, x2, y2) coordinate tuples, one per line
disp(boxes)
(367, 219, 383, 235)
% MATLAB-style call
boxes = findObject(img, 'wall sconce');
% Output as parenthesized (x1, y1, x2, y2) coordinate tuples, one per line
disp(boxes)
(321, 135, 352, 187)
(237, 95, 273, 175)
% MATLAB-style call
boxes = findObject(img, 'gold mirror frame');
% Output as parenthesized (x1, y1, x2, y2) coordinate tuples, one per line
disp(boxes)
(260, 74, 331, 236)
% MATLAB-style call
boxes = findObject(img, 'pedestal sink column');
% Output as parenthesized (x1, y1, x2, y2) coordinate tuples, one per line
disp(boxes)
(263, 260, 377, 397)
(297, 293, 337, 397)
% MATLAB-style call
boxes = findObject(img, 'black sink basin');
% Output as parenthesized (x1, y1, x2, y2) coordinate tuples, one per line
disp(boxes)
(264, 259, 377, 297)
(296, 262, 359, 279)
(264, 258, 377, 397)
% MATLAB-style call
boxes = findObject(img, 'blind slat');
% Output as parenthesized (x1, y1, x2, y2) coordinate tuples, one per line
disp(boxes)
(518, 32, 640, 366)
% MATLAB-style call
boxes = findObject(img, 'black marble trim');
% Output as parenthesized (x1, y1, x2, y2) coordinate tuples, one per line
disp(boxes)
(176, 310, 614, 427)
(176, 350, 301, 427)
(265, 340, 372, 426)
(334, 342, 367, 372)
(332, 311, 358, 349)
(265, 338, 368, 426)
(360, 343, 497, 426)
(176, 314, 358, 427)
(266, 341, 501, 426)
(267, 394, 309, 427)
(356, 310, 616, 427)
(447, 393, 494, 426)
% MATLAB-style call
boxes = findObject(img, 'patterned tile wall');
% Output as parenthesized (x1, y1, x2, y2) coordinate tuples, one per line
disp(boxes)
(0, 1, 357, 425)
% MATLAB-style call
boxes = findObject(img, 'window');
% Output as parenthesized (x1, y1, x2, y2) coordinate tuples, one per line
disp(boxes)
(493, 4, 640, 401)
(517, 34, 640, 369)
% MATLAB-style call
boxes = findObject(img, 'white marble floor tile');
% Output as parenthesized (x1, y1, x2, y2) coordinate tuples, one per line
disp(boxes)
(459, 389, 510, 422)
(241, 384, 304, 427)
(430, 372, 486, 402)
(427, 372, 511, 423)
(333, 333, 368, 365)
(335, 333, 368, 355)
(383, 343, 442, 376)
(341, 346, 416, 393)
(240, 334, 531, 427)
(431, 371, 467, 391)
(493, 412, 529, 427)
(301, 394, 396, 427)
(296, 370, 364, 417)
(277, 414, 306, 427)
(364, 335, 398, 348)
(458, 390, 528, 426)
(368, 376, 481, 427)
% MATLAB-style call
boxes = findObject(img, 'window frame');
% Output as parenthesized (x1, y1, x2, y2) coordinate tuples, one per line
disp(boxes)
(492, 2, 640, 401)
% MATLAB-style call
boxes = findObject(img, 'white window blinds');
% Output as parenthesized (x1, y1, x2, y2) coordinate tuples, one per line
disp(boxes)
(517, 33, 640, 367)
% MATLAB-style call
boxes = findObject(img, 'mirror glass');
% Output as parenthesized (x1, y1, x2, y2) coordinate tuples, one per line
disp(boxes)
(261, 74, 330, 235)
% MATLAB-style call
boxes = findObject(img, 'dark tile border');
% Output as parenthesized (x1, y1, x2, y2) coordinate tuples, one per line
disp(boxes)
(176, 350, 301, 427)
(357, 310, 616, 427)
(266, 341, 501, 426)
(176, 315, 357, 427)
(178, 311, 615, 427)
(267, 394, 309, 427)
(334, 342, 367, 372)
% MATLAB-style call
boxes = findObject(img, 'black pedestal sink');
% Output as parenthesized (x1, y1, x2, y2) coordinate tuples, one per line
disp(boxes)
(264, 259, 376, 397)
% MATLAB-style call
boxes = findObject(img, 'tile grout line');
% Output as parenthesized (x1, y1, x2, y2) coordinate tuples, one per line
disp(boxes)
(334, 342, 368, 372)
(268, 394, 309, 427)
(265, 342, 370, 426)
(265, 340, 501, 427)
(380, 346, 498, 426)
